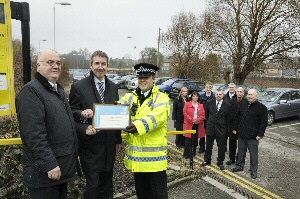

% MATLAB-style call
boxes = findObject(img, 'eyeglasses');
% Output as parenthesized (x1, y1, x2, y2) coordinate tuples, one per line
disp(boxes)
(40, 60, 61, 67)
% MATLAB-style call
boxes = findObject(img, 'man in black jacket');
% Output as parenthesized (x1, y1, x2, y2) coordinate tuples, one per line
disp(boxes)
(198, 82, 215, 153)
(223, 83, 237, 102)
(69, 50, 122, 199)
(201, 89, 231, 170)
(17, 50, 80, 199)
(226, 87, 248, 165)
(232, 89, 268, 179)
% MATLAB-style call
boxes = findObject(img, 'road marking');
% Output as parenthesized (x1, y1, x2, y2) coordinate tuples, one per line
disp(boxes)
(203, 176, 247, 199)
(267, 122, 300, 130)
(168, 142, 284, 199)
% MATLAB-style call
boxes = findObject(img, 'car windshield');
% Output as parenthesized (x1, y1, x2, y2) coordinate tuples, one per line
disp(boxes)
(162, 79, 175, 86)
(187, 82, 203, 89)
(172, 82, 183, 88)
(259, 90, 281, 102)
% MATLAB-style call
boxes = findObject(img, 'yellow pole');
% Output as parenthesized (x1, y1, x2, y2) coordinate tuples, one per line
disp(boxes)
(0, 130, 196, 146)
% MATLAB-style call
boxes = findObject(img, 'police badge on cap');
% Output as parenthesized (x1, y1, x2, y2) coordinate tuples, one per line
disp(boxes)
(134, 63, 159, 77)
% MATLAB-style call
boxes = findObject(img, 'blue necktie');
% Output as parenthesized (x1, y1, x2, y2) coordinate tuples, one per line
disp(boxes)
(98, 82, 105, 104)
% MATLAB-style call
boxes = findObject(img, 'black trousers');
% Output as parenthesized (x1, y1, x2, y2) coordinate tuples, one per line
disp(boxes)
(175, 127, 185, 147)
(83, 168, 114, 199)
(28, 183, 68, 199)
(198, 137, 205, 151)
(228, 137, 238, 161)
(183, 124, 198, 159)
(204, 134, 226, 164)
(134, 170, 168, 199)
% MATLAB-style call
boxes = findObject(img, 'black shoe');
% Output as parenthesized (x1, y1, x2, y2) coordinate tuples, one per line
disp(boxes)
(219, 165, 225, 170)
(201, 161, 211, 166)
(198, 149, 205, 154)
(251, 173, 257, 179)
(231, 167, 243, 172)
(226, 160, 235, 165)
(217, 162, 225, 170)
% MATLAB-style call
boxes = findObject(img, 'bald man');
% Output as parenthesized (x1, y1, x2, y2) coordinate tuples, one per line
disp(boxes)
(231, 89, 268, 179)
(17, 50, 80, 198)
(226, 87, 248, 165)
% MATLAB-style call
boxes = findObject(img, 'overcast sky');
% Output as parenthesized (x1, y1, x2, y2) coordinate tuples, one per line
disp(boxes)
(12, 0, 206, 59)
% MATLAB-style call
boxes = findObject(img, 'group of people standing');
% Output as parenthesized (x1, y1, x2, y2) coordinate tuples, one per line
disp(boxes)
(15, 48, 267, 199)
(17, 50, 169, 199)
(172, 82, 268, 179)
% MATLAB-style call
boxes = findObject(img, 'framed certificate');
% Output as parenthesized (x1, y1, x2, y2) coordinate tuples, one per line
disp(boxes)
(92, 104, 130, 130)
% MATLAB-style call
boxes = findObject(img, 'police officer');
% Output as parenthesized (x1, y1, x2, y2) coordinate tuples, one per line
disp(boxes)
(119, 63, 170, 199)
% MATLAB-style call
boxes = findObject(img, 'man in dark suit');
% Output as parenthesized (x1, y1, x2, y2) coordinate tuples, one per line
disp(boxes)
(69, 50, 122, 199)
(198, 82, 215, 154)
(223, 82, 237, 152)
(226, 87, 248, 165)
(232, 89, 268, 179)
(201, 89, 231, 170)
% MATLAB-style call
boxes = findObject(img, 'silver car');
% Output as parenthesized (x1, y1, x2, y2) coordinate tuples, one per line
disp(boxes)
(258, 88, 300, 125)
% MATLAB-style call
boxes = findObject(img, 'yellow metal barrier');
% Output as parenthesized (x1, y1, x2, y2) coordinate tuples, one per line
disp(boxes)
(0, 130, 196, 146)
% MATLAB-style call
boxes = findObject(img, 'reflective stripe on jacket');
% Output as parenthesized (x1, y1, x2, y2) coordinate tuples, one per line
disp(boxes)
(119, 85, 170, 172)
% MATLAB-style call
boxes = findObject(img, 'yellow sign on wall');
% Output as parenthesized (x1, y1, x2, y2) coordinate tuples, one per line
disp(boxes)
(0, 0, 15, 116)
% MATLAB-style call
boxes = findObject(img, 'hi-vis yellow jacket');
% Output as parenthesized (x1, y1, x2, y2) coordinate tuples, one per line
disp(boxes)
(119, 85, 170, 172)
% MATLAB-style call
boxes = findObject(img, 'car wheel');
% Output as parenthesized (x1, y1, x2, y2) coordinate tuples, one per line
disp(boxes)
(267, 111, 274, 126)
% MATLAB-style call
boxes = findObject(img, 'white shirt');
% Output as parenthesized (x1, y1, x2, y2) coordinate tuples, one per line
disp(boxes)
(229, 93, 235, 99)
(216, 100, 223, 111)
(141, 90, 151, 98)
(192, 103, 198, 122)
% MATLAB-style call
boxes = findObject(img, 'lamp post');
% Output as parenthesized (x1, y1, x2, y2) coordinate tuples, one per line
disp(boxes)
(157, 27, 161, 69)
(53, 2, 71, 51)
(38, 39, 46, 54)
(72, 53, 81, 69)
(127, 36, 136, 59)
(60, 57, 65, 67)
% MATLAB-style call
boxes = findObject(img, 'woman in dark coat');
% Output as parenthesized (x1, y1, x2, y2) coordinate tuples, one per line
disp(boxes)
(172, 87, 189, 147)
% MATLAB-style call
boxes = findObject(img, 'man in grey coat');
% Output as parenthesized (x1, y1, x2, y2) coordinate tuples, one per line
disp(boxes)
(17, 50, 80, 199)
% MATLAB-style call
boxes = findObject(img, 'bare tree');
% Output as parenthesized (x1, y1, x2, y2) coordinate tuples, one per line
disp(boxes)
(205, 0, 300, 84)
(162, 11, 215, 78)
(139, 47, 163, 67)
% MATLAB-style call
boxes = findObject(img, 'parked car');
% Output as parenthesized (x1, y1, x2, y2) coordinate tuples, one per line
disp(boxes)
(170, 80, 205, 99)
(258, 88, 300, 125)
(155, 77, 172, 86)
(124, 75, 136, 89)
(106, 73, 118, 79)
(73, 73, 85, 83)
(157, 78, 190, 96)
(112, 76, 127, 89)
(211, 83, 227, 93)
(127, 78, 138, 90)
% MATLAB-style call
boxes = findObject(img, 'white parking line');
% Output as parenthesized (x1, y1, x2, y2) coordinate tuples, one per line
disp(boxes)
(267, 122, 300, 130)
(203, 176, 247, 199)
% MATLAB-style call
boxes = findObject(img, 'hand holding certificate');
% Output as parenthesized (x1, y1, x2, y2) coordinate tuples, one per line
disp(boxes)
(92, 104, 130, 130)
